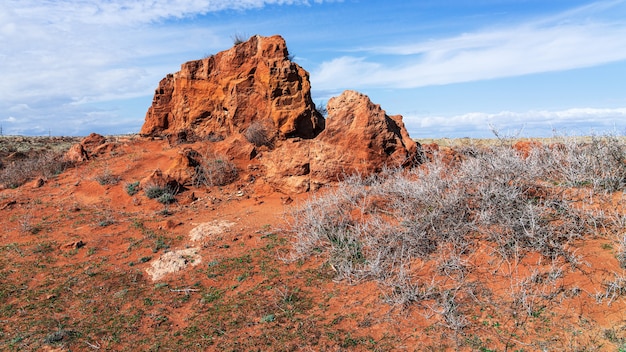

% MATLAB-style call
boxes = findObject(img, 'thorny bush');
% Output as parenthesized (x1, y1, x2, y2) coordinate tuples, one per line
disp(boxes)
(0, 150, 73, 188)
(288, 135, 626, 341)
(193, 152, 238, 187)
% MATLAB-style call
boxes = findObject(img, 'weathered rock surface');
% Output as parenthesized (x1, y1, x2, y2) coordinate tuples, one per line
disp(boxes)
(140, 35, 324, 139)
(64, 133, 108, 163)
(140, 169, 181, 192)
(262, 90, 421, 192)
(64, 144, 88, 163)
(165, 148, 201, 187)
(140, 35, 421, 193)
(310, 90, 419, 187)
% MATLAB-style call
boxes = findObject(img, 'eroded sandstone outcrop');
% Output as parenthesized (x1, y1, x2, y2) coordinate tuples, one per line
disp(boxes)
(140, 35, 324, 139)
(140, 35, 421, 193)
(262, 90, 421, 192)
(310, 90, 419, 187)
(64, 133, 109, 163)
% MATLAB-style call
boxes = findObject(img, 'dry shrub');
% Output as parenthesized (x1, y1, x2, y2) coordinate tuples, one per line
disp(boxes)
(244, 120, 274, 147)
(193, 152, 238, 187)
(289, 146, 586, 284)
(288, 135, 626, 344)
(549, 134, 626, 192)
(144, 182, 179, 204)
(94, 167, 121, 185)
(0, 150, 73, 188)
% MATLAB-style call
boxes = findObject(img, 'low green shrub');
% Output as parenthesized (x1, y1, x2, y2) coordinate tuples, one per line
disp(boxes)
(125, 181, 140, 196)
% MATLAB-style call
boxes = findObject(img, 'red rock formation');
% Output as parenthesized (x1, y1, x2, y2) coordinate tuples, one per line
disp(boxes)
(165, 148, 201, 187)
(64, 143, 89, 163)
(262, 90, 422, 192)
(262, 138, 313, 193)
(81, 133, 107, 151)
(513, 140, 543, 159)
(64, 133, 108, 163)
(140, 35, 324, 139)
(310, 90, 419, 187)
(140, 35, 422, 193)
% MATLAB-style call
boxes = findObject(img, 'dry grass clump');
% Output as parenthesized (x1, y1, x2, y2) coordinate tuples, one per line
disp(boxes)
(288, 135, 626, 348)
(94, 166, 121, 186)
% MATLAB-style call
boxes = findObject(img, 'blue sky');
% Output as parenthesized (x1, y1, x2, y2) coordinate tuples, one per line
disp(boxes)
(1, 0, 626, 138)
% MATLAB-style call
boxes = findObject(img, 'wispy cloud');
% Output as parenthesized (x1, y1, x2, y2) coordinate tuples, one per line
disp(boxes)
(407, 107, 626, 138)
(7, 0, 325, 25)
(312, 0, 626, 90)
(0, 0, 334, 135)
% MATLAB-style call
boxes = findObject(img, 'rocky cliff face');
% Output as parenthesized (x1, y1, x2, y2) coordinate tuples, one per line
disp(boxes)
(140, 35, 324, 139)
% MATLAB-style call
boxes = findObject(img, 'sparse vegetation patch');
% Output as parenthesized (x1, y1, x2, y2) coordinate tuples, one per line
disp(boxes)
(288, 135, 626, 349)
(144, 183, 178, 204)
(0, 150, 73, 188)
(125, 181, 140, 195)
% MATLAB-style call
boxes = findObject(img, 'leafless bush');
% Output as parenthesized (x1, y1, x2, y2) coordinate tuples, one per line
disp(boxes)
(0, 150, 72, 188)
(595, 274, 626, 306)
(193, 152, 237, 187)
(244, 120, 274, 147)
(287, 137, 624, 339)
(462, 146, 587, 260)
(285, 135, 626, 349)
(94, 167, 121, 185)
(315, 101, 328, 118)
(19, 213, 42, 234)
(547, 134, 626, 192)
(432, 288, 470, 331)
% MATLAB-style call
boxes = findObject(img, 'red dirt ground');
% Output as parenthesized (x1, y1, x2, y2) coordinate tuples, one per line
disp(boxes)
(1, 136, 625, 351)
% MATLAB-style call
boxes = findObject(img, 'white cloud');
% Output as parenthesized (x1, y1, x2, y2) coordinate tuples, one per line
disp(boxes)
(9, 0, 324, 25)
(0, 0, 336, 103)
(312, 0, 626, 90)
(0, 0, 338, 135)
(406, 107, 626, 138)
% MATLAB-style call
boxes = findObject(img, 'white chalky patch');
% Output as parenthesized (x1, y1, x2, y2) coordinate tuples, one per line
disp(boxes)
(189, 220, 235, 242)
(146, 248, 202, 281)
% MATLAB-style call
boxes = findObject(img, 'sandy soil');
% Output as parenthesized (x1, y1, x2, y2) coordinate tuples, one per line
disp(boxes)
(1, 136, 625, 351)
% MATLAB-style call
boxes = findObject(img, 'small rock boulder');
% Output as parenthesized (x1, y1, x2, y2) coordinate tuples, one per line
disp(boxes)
(64, 133, 109, 163)
(64, 143, 89, 163)
(165, 148, 201, 187)
(81, 133, 107, 151)
(263, 90, 422, 193)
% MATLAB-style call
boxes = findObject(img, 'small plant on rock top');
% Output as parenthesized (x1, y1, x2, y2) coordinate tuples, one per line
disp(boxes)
(232, 33, 248, 45)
